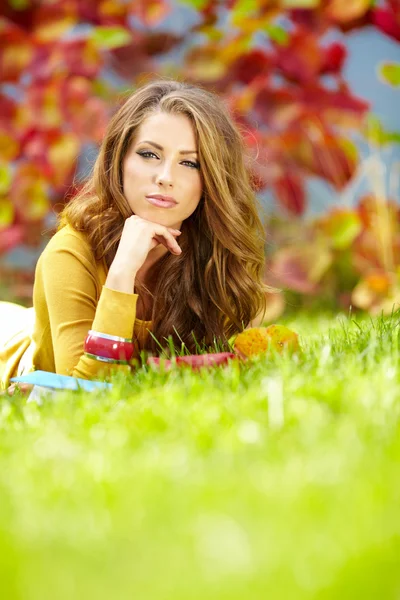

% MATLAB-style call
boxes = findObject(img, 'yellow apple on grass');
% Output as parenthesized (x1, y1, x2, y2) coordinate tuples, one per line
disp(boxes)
(234, 325, 300, 358)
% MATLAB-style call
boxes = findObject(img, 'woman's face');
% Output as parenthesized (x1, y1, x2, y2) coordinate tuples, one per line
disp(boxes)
(123, 111, 203, 229)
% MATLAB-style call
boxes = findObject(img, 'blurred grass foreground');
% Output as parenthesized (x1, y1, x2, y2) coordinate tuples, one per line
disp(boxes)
(1, 311, 400, 599)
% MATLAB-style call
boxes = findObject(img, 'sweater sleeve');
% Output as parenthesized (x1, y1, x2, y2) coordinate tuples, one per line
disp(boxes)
(37, 229, 138, 380)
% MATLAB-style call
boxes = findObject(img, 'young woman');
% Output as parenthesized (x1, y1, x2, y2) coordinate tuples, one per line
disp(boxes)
(0, 79, 268, 393)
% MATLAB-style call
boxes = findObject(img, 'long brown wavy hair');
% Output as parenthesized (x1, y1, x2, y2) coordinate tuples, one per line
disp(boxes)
(59, 79, 269, 353)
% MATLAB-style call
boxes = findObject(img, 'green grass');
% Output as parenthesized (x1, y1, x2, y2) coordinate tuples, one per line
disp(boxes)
(1, 311, 400, 599)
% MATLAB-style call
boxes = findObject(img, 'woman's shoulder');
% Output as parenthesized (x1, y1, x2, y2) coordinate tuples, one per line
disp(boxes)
(50, 222, 89, 243)
(44, 223, 91, 252)
(39, 223, 96, 268)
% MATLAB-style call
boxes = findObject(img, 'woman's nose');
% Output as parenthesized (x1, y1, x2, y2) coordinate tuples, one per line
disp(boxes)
(155, 163, 173, 187)
(156, 176, 173, 187)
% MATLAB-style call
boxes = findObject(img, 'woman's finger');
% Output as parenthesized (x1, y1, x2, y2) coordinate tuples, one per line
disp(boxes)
(6, 383, 33, 396)
(153, 234, 181, 255)
(153, 228, 182, 255)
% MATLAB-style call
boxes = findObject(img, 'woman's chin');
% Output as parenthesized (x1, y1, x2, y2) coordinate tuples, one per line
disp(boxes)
(135, 209, 178, 229)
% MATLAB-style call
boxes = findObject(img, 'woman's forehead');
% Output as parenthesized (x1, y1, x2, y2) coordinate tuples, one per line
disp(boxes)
(135, 112, 197, 148)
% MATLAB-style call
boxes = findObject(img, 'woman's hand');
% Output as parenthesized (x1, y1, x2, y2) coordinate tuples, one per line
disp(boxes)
(109, 215, 182, 281)
(4, 383, 33, 397)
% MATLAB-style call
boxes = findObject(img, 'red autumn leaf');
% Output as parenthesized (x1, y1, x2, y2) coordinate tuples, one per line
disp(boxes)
(272, 30, 324, 84)
(299, 83, 370, 115)
(1, 2, 36, 31)
(289, 123, 358, 187)
(311, 136, 358, 189)
(321, 42, 347, 74)
(231, 49, 271, 85)
(0, 94, 17, 126)
(147, 352, 238, 371)
(289, 9, 323, 31)
(176, 352, 237, 369)
(253, 86, 299, 126)
(0, 21, 33, 82)
(273, 172, 306, 215)
(0, 225, 25, 253)
(371, 5, 400, 42)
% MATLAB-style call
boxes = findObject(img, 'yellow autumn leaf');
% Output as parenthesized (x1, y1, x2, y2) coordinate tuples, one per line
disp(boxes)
(0, 131, 19, 161)
(234, 325, 300, 358)
(48, 134, 80, 186)
(35, 15, 77, 42)
(326, 0, 371, 23)
(0, 197, 14, 229)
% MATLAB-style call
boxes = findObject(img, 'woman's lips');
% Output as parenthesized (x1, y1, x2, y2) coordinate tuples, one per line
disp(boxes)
(146, 196, 177, 209)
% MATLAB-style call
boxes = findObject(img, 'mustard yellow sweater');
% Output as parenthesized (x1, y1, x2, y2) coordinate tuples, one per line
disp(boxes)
(0, 224, 152, 389)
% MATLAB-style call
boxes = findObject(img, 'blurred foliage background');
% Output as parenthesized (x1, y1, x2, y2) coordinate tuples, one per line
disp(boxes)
(0, 0, 399, 316)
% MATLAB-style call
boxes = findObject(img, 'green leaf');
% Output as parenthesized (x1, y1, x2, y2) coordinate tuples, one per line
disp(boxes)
(230, 0, 259, 17)
(264, 24, 289, 45)
(330, 213, 361, 250)
(379, 62, 400, 87)
(338, 138, 359, 163)
(317, 210, 362, 251)
(282, 0, 320, 7)
(8, 0, 30, 10)
(90, 26, 132, 50)
(0, 198, 14, 228)
(177, 0, 210, 9)
(365, 114, 400, 146)
(0, 162, 12, 195)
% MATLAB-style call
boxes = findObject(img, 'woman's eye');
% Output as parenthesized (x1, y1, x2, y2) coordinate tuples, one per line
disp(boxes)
(137, 151, 158, 159)
(182, 160, 200, 169)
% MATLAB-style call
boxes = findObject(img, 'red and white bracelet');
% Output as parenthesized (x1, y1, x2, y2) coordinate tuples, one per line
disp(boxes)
(83, 330, 135, 364)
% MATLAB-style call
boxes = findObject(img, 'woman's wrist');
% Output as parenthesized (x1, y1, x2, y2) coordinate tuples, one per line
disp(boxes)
(105, 265, 137, 294)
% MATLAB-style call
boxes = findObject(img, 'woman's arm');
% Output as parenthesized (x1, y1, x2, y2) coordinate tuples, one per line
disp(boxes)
(35, 216, 183, 380)
(35, 230, 138, 380)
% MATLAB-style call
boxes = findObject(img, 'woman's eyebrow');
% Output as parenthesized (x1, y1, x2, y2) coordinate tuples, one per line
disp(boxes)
(138, 140, 198, 155)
